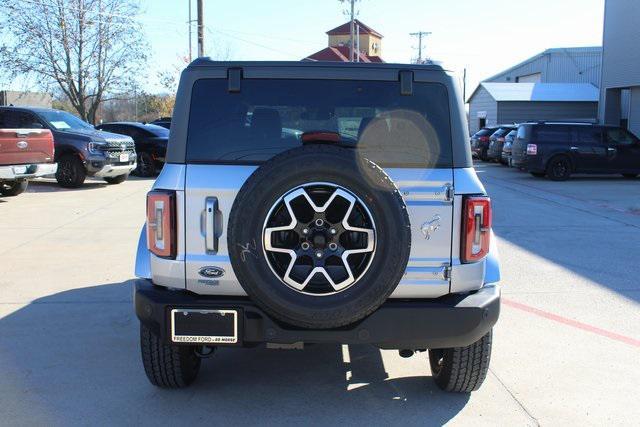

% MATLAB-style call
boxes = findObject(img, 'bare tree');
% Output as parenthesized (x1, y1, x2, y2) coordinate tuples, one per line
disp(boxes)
(0, 0, 148, 124)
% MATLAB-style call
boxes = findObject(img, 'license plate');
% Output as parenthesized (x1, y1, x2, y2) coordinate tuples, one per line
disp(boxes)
(119, 153, 129, 162)
(171, 309, 238, 344)
(13, 165, 27, 174)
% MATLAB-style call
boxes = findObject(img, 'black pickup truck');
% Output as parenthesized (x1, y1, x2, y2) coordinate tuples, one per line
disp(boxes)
(96, 122, 169, 177)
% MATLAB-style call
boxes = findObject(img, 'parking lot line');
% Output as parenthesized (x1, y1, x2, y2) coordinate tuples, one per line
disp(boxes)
(503, 298, 640, 348)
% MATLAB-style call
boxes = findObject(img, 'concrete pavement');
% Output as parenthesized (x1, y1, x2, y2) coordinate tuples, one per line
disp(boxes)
(0, 168, 639, 425)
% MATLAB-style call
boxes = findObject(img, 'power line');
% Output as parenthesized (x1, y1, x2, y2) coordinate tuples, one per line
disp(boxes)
(410, 31, 432, 64)
(207, 28, 295, 58)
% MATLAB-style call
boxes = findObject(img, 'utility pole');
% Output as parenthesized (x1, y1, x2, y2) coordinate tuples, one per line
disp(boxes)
(188, 0, 194, 62)
(409, 31, 432, 64)
(356, 22, 360, 62)
(463, 68, 467, 101)
(349, 0, 355, 62)
(197, 0, 204, 57)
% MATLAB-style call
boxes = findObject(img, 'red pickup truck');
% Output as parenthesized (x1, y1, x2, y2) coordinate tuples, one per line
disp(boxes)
(0, 129, 58, 196)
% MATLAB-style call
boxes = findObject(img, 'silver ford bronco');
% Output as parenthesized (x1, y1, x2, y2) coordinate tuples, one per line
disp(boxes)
(134, 60, 501, 392)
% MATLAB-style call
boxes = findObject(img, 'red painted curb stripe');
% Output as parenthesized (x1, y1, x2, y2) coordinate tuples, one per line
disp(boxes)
(502, 298, 640, 348)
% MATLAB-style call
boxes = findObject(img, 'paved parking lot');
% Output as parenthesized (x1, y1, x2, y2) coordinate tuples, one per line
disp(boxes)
(1, 167, 639, 426)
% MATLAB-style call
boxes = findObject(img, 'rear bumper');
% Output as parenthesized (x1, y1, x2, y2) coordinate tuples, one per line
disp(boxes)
(0, 162, 57, 180)
(134, 279, 500, 350)
(512, 154, 545, 172)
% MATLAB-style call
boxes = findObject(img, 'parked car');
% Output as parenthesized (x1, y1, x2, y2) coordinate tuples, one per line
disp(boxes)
(486, 126, 517, 162)
(0, 127, 57, 196)
(0, 107, 136, 187)
(512, 121, 640, 180)
(470, 126, 500, 160)
(96, 122, 168, 177)
(501, 129, 517, 166)
(150, 117, 171, 129)
(133, 61, 500, 392)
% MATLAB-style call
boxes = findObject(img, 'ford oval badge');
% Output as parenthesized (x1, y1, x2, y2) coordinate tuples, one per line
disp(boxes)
(198, 266, 225, 278)
(17, 140, 28, 149)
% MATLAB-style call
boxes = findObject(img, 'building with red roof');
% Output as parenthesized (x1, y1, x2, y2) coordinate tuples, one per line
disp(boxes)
(304, 19, 384, 63)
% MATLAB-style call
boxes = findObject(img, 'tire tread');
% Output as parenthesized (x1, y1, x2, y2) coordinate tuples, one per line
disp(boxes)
(430, 330, 492, 393)
(140, 324, 200, 388)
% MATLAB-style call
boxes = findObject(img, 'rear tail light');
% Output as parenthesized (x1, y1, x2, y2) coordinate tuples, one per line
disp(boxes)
(479, 136, 489, 142)
(526, 143, 538, 155)
(462, 196, 491, 263)
(147, 190, 176, 258)
(46, 130, 55, 158)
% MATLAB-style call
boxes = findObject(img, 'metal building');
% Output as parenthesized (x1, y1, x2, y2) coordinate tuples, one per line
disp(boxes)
(484, 47, 602, 86)
(468, 83, 599, 134)
(467, 47, 602, 134)
(0, 90, 52, 108)
(599, 0, 640, 137)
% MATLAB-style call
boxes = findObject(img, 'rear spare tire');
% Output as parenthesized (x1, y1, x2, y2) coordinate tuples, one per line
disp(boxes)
(227, 144, 411, 329)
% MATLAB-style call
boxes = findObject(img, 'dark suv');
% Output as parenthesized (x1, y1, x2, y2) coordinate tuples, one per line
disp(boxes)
(486, 126, 516, 162)
(0, 107, 136, 187)
(512, 122, 640, 180)
(96, 122, 169, 177)
(470, 126, 499, 160)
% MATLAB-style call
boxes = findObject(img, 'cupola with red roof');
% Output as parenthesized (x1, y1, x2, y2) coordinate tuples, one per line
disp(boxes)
(304, 19, 384, 63)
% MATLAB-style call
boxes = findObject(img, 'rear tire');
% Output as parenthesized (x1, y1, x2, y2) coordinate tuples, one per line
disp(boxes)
(546, 156, 571, 181)
(56, 154, 86, 188)
(622, 173, 638, 179)
(429, 330, 492, 393)
(140, 324, 201, 388)
(479, 149, 488, 161)
(530, 172, 546, 178)
(104, 174, 128, 184)
(0, 180, 28, 196)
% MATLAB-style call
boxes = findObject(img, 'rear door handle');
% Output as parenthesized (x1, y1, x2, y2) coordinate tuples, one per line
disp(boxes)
(205, 197, 219, 252)
(570, 146, 579, 151)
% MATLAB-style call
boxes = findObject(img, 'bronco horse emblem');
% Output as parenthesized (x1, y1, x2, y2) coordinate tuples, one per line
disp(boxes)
(420, 215, 441, 240)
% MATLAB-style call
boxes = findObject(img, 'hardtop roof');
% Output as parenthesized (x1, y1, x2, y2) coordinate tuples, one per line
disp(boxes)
(186, 59, 447, 72)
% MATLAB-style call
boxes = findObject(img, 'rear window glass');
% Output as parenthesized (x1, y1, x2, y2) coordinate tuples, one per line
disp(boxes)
(516, 125, 529, 139)
(492, 128, 513, 137)
(186, 79, 453, 168)
(142, 124, 170, 137)
(534, 125, 571, 143)
(475, 128, 495, 137)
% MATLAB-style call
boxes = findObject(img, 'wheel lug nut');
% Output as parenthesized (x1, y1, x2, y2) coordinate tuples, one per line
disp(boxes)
(301, 242, 310, 250)
(302, 228, 309, 234)
(330, 228, 337, 235)
(315, 219, 324, 227)
(315, 251, 323, 258)
(329, 243, 338, 251)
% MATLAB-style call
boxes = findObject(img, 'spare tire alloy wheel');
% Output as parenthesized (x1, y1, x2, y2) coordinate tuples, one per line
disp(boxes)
(263, 182, 376, 296)
(227, 145, 411, 329)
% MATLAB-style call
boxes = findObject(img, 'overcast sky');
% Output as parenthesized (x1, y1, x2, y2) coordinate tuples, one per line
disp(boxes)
(140, 0, 605, 95)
